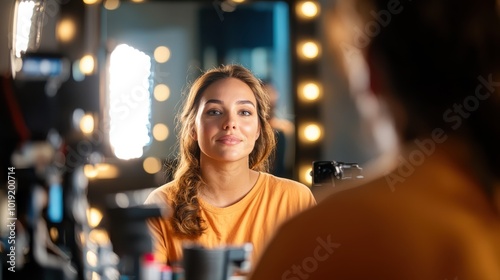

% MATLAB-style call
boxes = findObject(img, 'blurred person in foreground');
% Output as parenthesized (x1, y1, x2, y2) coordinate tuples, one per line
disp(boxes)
(249, 0, 500, 279)
(144, 64, 316, 267)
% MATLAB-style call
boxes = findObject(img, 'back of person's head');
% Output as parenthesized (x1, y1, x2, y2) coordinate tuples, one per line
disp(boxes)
(334, 0, 500, 189)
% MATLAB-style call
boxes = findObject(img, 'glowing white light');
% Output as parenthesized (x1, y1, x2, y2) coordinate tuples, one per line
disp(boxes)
(103, 0, 120, 10)
(154, 84, 170, 101)
(79, 54, 95, 75)
(56, 18, 76, 43)
(80, 114, 95, 134)
(108, 44, 152, 160)
(152, 123, 169, 141)
(154, 46, 171, 63)
(143, 157, 162, 174)
(301, 123, 323, 142)
(115, 193, 129, 208)
(86, 250, 98, 267)
(14, 1, 36, 58)
(299, 82, 321, 101)
(300, 41, 320, 59)
(297, 1, 319, 19)
(87, 207, 103, 228)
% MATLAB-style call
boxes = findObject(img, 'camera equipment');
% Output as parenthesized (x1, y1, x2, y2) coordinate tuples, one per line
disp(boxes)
(311, 161, 364, 187)
(105, 204, 165, 279)
(182, 243, 253, 280)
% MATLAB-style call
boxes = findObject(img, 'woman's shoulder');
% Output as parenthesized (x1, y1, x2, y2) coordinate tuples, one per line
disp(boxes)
(260, 172, 313, 195)
(144, 180, 177, 205)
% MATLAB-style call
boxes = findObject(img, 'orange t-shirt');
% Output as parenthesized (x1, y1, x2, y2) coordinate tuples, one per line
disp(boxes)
(144, 172, 316, 265)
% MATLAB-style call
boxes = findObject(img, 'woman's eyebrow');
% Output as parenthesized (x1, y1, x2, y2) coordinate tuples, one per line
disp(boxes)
(236, 100, 256, 107)
(205, 99, 223, 105)
(204, 99, 256, 107)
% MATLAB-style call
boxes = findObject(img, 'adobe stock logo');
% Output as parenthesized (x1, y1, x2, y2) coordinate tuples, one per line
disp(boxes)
(281, 235, 340, 280)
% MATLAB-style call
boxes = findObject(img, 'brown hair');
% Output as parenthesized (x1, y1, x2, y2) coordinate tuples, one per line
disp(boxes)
(171, 64, 276, 238)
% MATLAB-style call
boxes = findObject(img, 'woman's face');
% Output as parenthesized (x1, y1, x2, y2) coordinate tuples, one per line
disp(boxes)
(194, 77, 261, 166)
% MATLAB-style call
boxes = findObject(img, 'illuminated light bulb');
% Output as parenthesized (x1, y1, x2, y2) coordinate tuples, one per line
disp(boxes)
(83, 0, 100, 4)
(56, 18, 76, 43)
(84, 164, 98, 178)
(86, 250, 98, 267)
(154, 84, 170, 101)
(87, 207, 103, 228)
(83, 163, 119, 179)
(297, 1, 320, 19)
(304, 83, 320, 100)
(80, 114, 94, 134)
(79, 54, 95, 75)
(154, 46, 171, 63)
(152, 123, 169, 141)
(143, 157, 162, 174)
(104, 0, 120, 10)
(96, 163, 119, 179)
(299, 82, 321, 101)
(302, 123, 322, 142)
(299, 41, 320, 59)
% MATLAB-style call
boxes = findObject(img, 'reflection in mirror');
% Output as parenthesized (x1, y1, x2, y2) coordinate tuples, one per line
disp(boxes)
(101, 1, 294, 178)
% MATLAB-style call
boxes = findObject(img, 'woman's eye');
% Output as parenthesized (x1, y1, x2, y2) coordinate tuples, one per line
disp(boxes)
(239, 109, 254, 116)
(207, 109, 222, 115)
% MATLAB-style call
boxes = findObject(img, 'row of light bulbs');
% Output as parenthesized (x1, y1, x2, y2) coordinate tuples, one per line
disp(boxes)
(294, 1, 323, 185)
(296, 0, 323, 142)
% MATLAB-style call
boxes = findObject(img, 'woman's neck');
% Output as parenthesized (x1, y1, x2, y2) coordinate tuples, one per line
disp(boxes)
(198, 161, 259, 208)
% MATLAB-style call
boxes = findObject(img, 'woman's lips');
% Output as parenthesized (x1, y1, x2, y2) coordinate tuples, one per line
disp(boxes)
(217, 135, 241, 144)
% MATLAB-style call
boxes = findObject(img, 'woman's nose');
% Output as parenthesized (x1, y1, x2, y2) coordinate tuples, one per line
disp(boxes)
(223, 123, 236, 130)
(223, 116, 236, 130)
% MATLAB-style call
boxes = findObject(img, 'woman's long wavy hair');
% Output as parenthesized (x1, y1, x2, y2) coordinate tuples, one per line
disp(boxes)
(171, 64, 276, 238)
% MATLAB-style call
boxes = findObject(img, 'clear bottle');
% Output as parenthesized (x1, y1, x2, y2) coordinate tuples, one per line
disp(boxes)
(141, 253, 160, 280)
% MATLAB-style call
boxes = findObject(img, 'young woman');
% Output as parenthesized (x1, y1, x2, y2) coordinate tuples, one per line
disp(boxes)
(144, 64, 316, 266)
